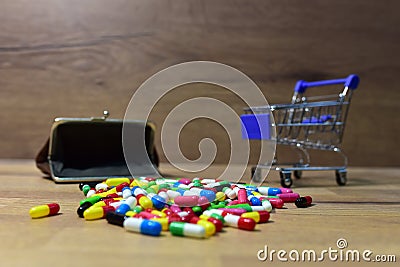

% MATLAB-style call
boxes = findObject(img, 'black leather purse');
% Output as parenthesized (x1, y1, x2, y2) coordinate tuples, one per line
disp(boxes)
(35, 111, 159, 183)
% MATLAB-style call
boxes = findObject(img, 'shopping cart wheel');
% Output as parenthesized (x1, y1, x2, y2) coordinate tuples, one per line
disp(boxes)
(335, 170, 347, 186)
(280, 171, 293, 188)
(293, 170, 302, 179)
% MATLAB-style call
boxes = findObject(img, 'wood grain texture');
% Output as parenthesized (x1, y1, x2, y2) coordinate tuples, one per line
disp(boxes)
(0, 160, 399, 267)
(0, 0, 399, 166)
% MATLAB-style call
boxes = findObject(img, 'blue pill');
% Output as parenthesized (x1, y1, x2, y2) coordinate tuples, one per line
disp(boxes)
(151, 195, 166, 209)
(200, 190, 216, 202)
(250, 197, 262, 206)
(124, 218, 162, 236)
(268, 188, 282, 196)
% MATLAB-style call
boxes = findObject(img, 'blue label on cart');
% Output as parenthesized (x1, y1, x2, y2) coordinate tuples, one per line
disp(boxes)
(240, 114, 271, 140)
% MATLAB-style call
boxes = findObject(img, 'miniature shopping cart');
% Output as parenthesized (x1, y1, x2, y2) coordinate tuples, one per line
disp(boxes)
(241, 74, 360, 187)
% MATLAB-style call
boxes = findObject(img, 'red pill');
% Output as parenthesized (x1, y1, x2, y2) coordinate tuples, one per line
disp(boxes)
(224, 214, 256, 231)
(167, 213, 182, 223)
(266, 198, 284, 209)
(190, 216, 223, 232)
(115, 182, 130, 192)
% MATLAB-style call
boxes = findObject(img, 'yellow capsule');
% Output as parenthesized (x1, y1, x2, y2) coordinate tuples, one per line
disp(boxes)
(151, 210, 166, 218)
(29, 203, 60, 219)
(83, 206, 114, 220)
(125, 211, 137, 217)
(151, 217, 169, 231)
(199, 214, 210, 221)
(197, 220, 216, 237)
(241, 211, 260, 223)
(130, 180, 140, 187)
(91, 201, 106, 208)
(141, 198, 153, 209)
(253, 192, 262, 197)
(216, 191, 226, 201)
(105, 178, 131, 187)
(92, 187, 118, 198)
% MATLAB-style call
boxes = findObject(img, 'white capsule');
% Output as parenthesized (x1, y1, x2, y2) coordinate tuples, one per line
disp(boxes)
(158, 191, 169, 201)
(122, 188, 132, 199)
(166, 190, 181, 200)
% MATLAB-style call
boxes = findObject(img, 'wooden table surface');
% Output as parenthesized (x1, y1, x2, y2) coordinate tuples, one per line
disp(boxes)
(0, 160, 398, 267)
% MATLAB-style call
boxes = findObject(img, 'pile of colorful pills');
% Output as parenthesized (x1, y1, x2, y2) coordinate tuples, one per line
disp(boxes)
(73, 177, 313, 238)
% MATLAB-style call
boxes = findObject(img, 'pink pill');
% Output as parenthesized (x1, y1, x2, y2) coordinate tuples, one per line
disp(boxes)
(277, 193, 300, 203)
(178, 178, 192, 185)
(226, 200, 240, 206)
(135, 211, 160, 219)
(220, 208, 247, 216)
(279, 188, 293, 194)
(198, 196, 209, 206)
(237, 189, 248, 204)
(170, 204, 182, 213)
(174, 195, 199, 207)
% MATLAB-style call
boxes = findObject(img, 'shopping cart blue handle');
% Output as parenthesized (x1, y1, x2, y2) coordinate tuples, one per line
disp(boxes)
(294, 74, 359, 94)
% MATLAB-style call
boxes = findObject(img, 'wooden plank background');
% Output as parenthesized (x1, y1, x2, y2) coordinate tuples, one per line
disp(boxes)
(0, 0, 399, 166)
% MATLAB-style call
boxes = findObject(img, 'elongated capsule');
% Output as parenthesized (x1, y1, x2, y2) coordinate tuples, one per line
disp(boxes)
(237, 189, 248, 204)
(147, 193, 166, 209)
(86, 188, 96, 198)
(135, 211, 160, 220)
(197, 196, 210, 210)
(241, 211, 270, 223)
(264, 198, 284, 209)
(80, 195, 102, 206)
(189, 217, 216, 237)
(277, 193, 300, 203)
(222, 187, 237, 199)
(279, 188, 293, 194)
(136, 194, 153, 209)
(115, 196, 137, 215)
(106, 211, 126, 226)
(105, 178, 131, 187)
(170, 222, 206, 238)
(248, 195, 262, 206)
(257, 187, 282, 196)
(122, 187, 132, 199)
(95, 183, 108, 191)
(82, 185, 91, 196)
(84, 206, 115, 220)
(215, 191, 226, 201)
(77, 202, 93, 218)
(218, 208, 247, 216)
(261, 199, 273, 212)
(30, 203, 60, 219)
(174, 195, 199, 207)
(295, 196, 313, 208)
(124, 218, 162, 236)
(150, 217, 169, 231)
(224, 214, 256, 231)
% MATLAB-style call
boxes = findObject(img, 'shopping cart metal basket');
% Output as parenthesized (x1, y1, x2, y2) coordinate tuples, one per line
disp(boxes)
(241, 74, 360, 187)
